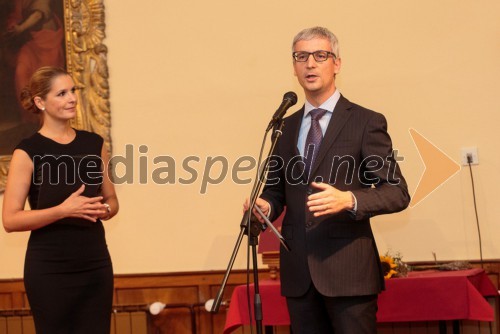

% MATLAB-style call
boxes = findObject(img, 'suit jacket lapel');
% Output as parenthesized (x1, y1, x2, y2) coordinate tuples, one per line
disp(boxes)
(310, 95, 352, 177)
(277, 107, 305, 179)
(284, 106, 304, 158)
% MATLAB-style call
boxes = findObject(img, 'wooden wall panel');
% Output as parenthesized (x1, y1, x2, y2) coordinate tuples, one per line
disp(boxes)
(5, 317, 21, 334)
(113, 313, 132, 334)
(20, 317, 34, 334)
(0, 296, 11, 310)
(0, 318, 6, 334)
(129, 312, 148, 334)
(0, 263, 499, 333)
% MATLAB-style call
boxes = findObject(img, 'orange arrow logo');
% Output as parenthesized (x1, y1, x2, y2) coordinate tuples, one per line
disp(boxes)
(409, 128, 461, 208)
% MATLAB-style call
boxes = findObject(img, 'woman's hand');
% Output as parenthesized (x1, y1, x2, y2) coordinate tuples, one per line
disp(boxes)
(94, 203, 112, 221)
(59, 185, 106, 222)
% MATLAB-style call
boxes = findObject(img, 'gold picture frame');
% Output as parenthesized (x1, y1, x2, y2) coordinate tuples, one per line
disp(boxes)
(0, 0, 111, 193)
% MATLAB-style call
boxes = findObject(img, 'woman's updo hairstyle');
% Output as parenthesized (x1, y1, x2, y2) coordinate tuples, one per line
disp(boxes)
(20, 66, 69, 114)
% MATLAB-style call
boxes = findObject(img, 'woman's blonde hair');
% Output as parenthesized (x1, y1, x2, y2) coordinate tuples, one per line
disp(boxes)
(20, 66, 69, 114)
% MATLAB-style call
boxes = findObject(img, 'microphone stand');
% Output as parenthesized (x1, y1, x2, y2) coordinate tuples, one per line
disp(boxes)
(210, 119, 290, 334)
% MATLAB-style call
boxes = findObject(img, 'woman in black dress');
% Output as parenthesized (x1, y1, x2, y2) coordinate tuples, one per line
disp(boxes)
(2, 66, 119, 334)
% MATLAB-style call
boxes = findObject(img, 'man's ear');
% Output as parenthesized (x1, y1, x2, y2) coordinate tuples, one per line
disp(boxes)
(334, 57, 342, 75)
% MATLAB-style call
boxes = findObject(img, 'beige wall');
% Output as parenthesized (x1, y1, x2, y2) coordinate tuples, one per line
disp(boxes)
(1, 0, 500, 278)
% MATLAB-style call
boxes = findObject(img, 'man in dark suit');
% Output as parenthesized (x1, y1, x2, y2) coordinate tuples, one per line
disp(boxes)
(245, 27, 410, 333)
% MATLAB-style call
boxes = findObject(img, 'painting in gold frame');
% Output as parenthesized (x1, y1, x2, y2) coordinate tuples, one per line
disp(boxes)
(0, 0, 111, 193)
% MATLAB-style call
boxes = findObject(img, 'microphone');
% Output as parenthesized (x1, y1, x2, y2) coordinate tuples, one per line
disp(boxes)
(266, 91, 298, 131)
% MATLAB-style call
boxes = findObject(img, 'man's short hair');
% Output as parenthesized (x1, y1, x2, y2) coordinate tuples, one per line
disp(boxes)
(292, 26, 340, 58)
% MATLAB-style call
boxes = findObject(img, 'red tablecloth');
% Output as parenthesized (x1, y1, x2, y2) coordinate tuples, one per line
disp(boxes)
(224, 268, 498, 334)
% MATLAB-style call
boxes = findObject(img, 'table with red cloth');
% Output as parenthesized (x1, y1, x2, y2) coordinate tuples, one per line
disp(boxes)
(223, 268, 498, 334)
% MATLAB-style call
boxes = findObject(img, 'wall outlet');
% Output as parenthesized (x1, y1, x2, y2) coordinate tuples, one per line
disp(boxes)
(461, 147, 479, 166)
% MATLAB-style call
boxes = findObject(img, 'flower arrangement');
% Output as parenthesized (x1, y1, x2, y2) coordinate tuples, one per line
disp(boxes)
(380, 250, 472, 279)
(380, 255, 397, 279)
(380, 251, 409, 279)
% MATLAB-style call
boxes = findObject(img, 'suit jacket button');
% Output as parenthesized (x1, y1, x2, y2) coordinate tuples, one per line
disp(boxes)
(305, 222, 312, 228)
(307, 188, 313, 195)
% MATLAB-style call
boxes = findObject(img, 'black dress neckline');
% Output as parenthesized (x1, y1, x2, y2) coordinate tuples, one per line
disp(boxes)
(36, 128, 79, 146)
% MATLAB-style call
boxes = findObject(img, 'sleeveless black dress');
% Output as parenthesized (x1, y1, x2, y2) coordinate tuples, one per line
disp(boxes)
(16, 130, 113, 334)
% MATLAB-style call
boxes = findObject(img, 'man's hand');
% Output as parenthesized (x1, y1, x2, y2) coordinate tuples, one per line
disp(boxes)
(307, 182, 354, 217)
(243, 198, 271, 223)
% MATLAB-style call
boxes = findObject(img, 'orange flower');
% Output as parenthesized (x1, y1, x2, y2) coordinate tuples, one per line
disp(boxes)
(380, 255, 398, 279)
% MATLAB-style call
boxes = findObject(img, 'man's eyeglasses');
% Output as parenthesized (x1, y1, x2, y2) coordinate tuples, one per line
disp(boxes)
(292, 50, 336, 62)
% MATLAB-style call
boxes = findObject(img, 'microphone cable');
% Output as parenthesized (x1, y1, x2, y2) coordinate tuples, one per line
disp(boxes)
(466, 156, 483, 268)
